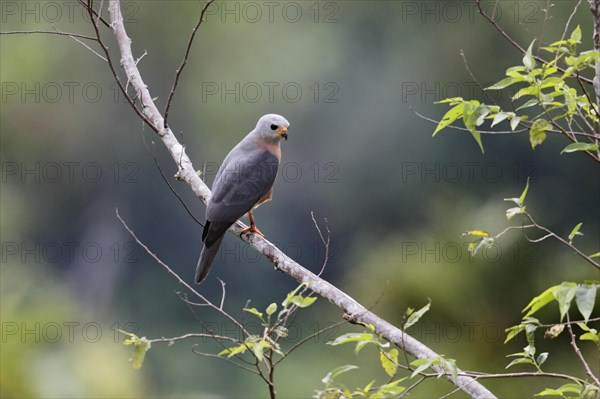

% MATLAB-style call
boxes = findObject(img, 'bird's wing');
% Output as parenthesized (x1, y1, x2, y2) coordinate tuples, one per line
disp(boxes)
(203, 148, 279, 243)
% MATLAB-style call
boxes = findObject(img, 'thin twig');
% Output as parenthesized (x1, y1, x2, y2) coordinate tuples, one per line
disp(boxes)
(218, 278, 226, 310)
(459, 49, 497, 104)
(273, 320, 345, 367)
(310, 211, 331, 277)
(78, 0, 111, 27)
(163, 0, 216, 128)
(474, 0, 593, 85)
(191, 347, 261, 375)
(0, 30, 97, 41)
(151, 153, 203, 226)
(148, 333, 237, 345)
(398, 376, 427, 398)
(560, 0, 583, 43)
(524, 211, 600, 270)
(115, 208, 252, 338)
(566, 314, 600, 387)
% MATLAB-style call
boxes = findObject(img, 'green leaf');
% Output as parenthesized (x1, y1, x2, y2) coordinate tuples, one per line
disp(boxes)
(435, 97, 464, 104)
(516, 98, 539, 111)
(536, 352, 548, 366)
(519, 177, 530, 204)
(560, 142, 599, 154)
(580, 331, 600, 343)
(251, 339, 267, 361)
(404, 300, 431, 330)
(441, 357, 458, 384)
(575, 284, 597, 322)
(486, 76, 523, 90)
(529, 119, 550, 149)
(266, 303, 277, 316)
(288, 295, 317, 308)
(523, 41, 536, 70)
(462, 102, 486, 153)
(539, 76, 564, 89)
(535, 388, 563, 396)
(553, 282, 577, 322)
(321, 364, 359, 385)
(510, 115, 525, 130)
(506, 357, 534, 369)
(219, 343, 248, 358)
(505, 324, 526, 344)
(536, 383, 586, 397)
(380, 349, 399, 377)
(243, 307, 264, 320)
(589, 252, 600, 259)
(372, 379, 406, 397)
(570, 25, 582, 43)
(410, 358, 436, 378)
(282, 284, 305, 308)
(568, 222, 583, 244)
(120, 330, 151, 370)
(491, 112, 512, 127)
(523, 285, 558, 318)
(577, 322, 591, 332)
(513, 85, 539, 100)
(327, 332, 374, 346)
(433, 103, 464, 136)
(355, 338, 377, 354)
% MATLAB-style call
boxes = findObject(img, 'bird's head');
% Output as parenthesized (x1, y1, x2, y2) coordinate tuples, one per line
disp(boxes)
(254, 114, 290, 142)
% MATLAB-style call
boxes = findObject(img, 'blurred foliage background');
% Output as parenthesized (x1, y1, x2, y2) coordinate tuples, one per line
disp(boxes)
(1, 1, 599, 397)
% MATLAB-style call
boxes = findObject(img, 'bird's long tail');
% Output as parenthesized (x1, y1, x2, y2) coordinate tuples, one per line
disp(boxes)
(195, 235, 225, 283)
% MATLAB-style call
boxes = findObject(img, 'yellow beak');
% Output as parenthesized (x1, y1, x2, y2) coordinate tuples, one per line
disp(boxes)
(278, 126, 288, 140)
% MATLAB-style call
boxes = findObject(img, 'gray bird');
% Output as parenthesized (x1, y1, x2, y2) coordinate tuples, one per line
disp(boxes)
(196, 114, 290, 283)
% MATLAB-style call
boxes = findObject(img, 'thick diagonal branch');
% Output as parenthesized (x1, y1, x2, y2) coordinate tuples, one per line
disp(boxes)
(107, 1, 496, 397)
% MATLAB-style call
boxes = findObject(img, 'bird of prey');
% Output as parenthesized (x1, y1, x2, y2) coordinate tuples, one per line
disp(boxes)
(195, 114, 290, 283)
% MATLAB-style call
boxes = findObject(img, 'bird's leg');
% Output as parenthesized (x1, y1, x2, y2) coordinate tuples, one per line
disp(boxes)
(240, 211, 265, 237)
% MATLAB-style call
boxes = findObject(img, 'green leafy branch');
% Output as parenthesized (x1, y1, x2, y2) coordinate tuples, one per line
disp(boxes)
(503, 281, 600, 394)
(431, 26, 600, 163)
(463, 180, 600, 271)
(313, 301, 462, 399)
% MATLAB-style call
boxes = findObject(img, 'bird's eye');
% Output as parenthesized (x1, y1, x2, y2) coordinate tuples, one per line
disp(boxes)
(270, 124, 278, 130)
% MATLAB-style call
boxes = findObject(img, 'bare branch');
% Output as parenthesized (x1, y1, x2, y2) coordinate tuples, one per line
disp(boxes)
(274, 320, 345, 367)
(115, 208, 251, 339)
(561, 0, 583, 43)
(191, 347, 261, 375)
(566, 314, 600, 387)
(148, 333, 238, 345)
(163, 0, 216, 128)
(311, 211, 331, 277)
(459, 49, 497, 105)
(0, 30, 97, 41)
(523, 211, 600, 270)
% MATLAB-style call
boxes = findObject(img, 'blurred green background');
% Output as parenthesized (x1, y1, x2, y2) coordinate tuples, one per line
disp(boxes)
(1, 1, 599, 398)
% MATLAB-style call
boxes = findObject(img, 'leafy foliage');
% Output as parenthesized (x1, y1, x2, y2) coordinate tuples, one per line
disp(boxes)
(432, 26, 600, 159)
(314, 301, 443, 398)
